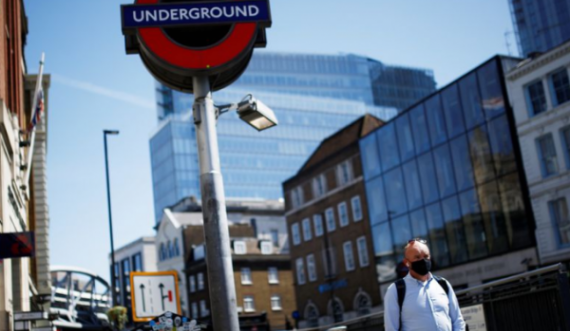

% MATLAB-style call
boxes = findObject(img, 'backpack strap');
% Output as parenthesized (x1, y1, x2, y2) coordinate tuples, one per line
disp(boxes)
(432, 275, 449, 295)
(395, 279, 406, 331)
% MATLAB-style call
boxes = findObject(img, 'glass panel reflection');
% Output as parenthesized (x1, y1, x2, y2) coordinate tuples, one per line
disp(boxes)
(410, 104, 431, 154)
(410, 209, 429, 240)
(459, 72, 485, 130)
(378, 123, 400, 172)
(417, 152, 440, 204)
(469, 125, 495, 184)
(459, 189, 488, 259)
(396, 113, 415, 162)
(477, 181, 509, 255)
(441, 84, 465, 138)
(425, 95, 448, 147)
(360, 133, 381, 180)
(366, 176, 387, 225)
(425, 203, 450, 268)
(488, 115, 517, 176)
(403, 160, 423, 210)
(433, 144, 457, 198)
(372, 223, 396, 283)
(384, 167, 408, 216)
(498, 174, 532, 249)
(391, 215, 412, 262)
(477, 60, 505, 119)
(450, 135, 475, 191)
(441, 196, 469, 264)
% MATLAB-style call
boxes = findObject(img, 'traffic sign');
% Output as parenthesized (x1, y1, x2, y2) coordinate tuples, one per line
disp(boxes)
(0, 232, 35, 259)
(130, 271, 181, 322)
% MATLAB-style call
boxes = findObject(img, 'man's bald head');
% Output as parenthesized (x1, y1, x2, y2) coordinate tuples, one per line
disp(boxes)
(404, 240, 430, 264)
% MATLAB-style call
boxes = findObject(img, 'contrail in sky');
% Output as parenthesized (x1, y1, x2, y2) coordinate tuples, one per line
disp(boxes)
(52, 74, 154, 110)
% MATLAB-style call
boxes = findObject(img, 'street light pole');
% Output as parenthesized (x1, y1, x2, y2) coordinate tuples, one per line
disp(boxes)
(104, 129, 120, 305)
(192, 76, 240, 331)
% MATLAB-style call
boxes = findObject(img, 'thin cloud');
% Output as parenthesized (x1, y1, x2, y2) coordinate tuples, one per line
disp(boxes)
(52, 74, 154, 110)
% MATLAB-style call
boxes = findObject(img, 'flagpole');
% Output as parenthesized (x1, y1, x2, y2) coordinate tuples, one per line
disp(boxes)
(23, 53, 46, 188)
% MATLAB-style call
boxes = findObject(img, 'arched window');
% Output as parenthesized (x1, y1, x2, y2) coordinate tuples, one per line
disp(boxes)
(174, 238, 180, 257)
(304, 301, 319, 327)
(327, 297, 344, 323)
(353, 290, 372, 316)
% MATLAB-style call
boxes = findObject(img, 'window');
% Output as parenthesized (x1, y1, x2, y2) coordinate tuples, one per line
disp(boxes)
(441, 84, 465, 139)
(312, 174, 327, 197)
(193, 245, 205, 261)
(197, 273, 205, 291)
(270, 229, 279, 247)
(403, 160, 423, 210)
(550, 198, 570, 247)
(337, 160, 353, 186)
(343, 242, 355, 272)
(291, 186, 304, 208)
(268, 267, 279, 284)
(261, 241, 273, 255)
(189, 275, 196, 293)
(351, 196, 363, 222)
(159, 243, 166, 261)
(243, 296, 255, 312)
(396, 113, 415, 162)
(322, 247, 337, 278)
(561, 127, 570, 169)
(378, 123, 400, 171)
(325, 208, 336, 232)
(173, 238, 180, 257)
(409, 104, 431, 154)
(241, 268, 252, 285)
(550, 69, 570, 106)
(302, 218, 312, 241)
(271, 295, 282, 311)
(200, 300, 209, 317)
(313, 214, 324, 236)
(131, 253, 142, 272)
(384, 167, 408, 216)
(537, 134, 558, 177)
(433, 144, 456, 198)
(360, 132, 381, 179)
(356, 237, 369, 267)
(296, 258, 306, 285)
(367, 176, 388, 224)
(338, 202, 349, 227)
(168, 240, 174, 258)
(307, 254, 317, 282)
(234, 241, 247, 254)
(191, 302, 198, 319)
(526, 80, 547, 116)
(291, 223, 301, 245)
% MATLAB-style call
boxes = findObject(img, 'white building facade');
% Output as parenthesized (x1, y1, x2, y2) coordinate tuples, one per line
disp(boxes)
(506, 41, 570, 265)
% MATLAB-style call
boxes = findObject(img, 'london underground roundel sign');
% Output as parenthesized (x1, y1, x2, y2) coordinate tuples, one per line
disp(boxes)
(121, 0, 272, 92)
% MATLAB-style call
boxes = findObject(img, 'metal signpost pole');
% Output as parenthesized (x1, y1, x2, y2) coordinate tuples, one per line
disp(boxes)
(192, 75, 240, 331)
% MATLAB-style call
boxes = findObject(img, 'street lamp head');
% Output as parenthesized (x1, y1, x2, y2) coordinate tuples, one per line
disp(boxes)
(236, 96, 278, 131)
(104, 130, 120, 135)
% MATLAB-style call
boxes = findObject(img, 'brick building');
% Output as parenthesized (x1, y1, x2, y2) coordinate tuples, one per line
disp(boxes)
(282, 115, 384, 328)
(184, 223, 295, 330)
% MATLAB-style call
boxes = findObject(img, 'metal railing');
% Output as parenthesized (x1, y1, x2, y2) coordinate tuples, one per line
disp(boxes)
(295, 264, 570, 331)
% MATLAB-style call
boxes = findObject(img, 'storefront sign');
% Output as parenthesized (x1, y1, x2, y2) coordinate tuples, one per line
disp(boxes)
(461, 304, 487, 331)
(318, 279, 348, 293)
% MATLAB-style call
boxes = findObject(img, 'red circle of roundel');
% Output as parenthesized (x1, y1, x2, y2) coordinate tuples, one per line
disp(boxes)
(136, 0, 257, 70)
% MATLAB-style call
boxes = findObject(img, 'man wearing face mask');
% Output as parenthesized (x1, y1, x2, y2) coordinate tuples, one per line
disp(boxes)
(383, 239, 466, 331)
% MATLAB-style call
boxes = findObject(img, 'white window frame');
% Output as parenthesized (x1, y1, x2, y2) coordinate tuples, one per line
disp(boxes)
(189, 275, 196, 293)
(302, 218, 312, 241)
(338, 202, 349, 227)
(244, 296, 256, 312)
(336, 160, 353, 186)
(296, 257, 306, 285)
(291, 186, 304, 208)
(271, 295, 282, 311)
(312, 174, 327, 198)
(313, 214, 324, 237)
(325, 208, 336, 232)
(307, 254, 317, 282)
(343, 241, 355, 272)
(200, 300, 209, 317)
(261, 241, 273, 255)
(197, 272, 205, 290)
(356, 236, 370, 267)
(234, 241, 247, 255)
(241, 268, 252, 285)
(268, 267, 279, 284)
(351, 196, 363, 222)
(292, 223, 301, 245)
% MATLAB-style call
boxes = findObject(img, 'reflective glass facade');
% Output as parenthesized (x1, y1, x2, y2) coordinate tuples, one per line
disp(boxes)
(510, 0, 570, 57)
(151, 52, 436, 222)
(360, 57, 535, 283)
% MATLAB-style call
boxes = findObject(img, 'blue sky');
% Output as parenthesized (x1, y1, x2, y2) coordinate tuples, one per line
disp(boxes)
(23, 0, 517, 282)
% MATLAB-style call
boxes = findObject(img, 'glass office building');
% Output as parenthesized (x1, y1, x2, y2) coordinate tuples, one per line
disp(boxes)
(360, 56, 536, 285)
(151, 52, 436, 222)
(510, 0, 570, 57)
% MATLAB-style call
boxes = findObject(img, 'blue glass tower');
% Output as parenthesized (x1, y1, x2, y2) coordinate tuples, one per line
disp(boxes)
(150, 52, 436, 222)
(510, 0, 570, 57)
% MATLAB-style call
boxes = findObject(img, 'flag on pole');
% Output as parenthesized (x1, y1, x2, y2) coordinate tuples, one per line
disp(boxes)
(28, 88, 44, 131)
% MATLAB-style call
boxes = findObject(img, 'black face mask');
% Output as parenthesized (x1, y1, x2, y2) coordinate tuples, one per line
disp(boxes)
(410, 258, 431, 276)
